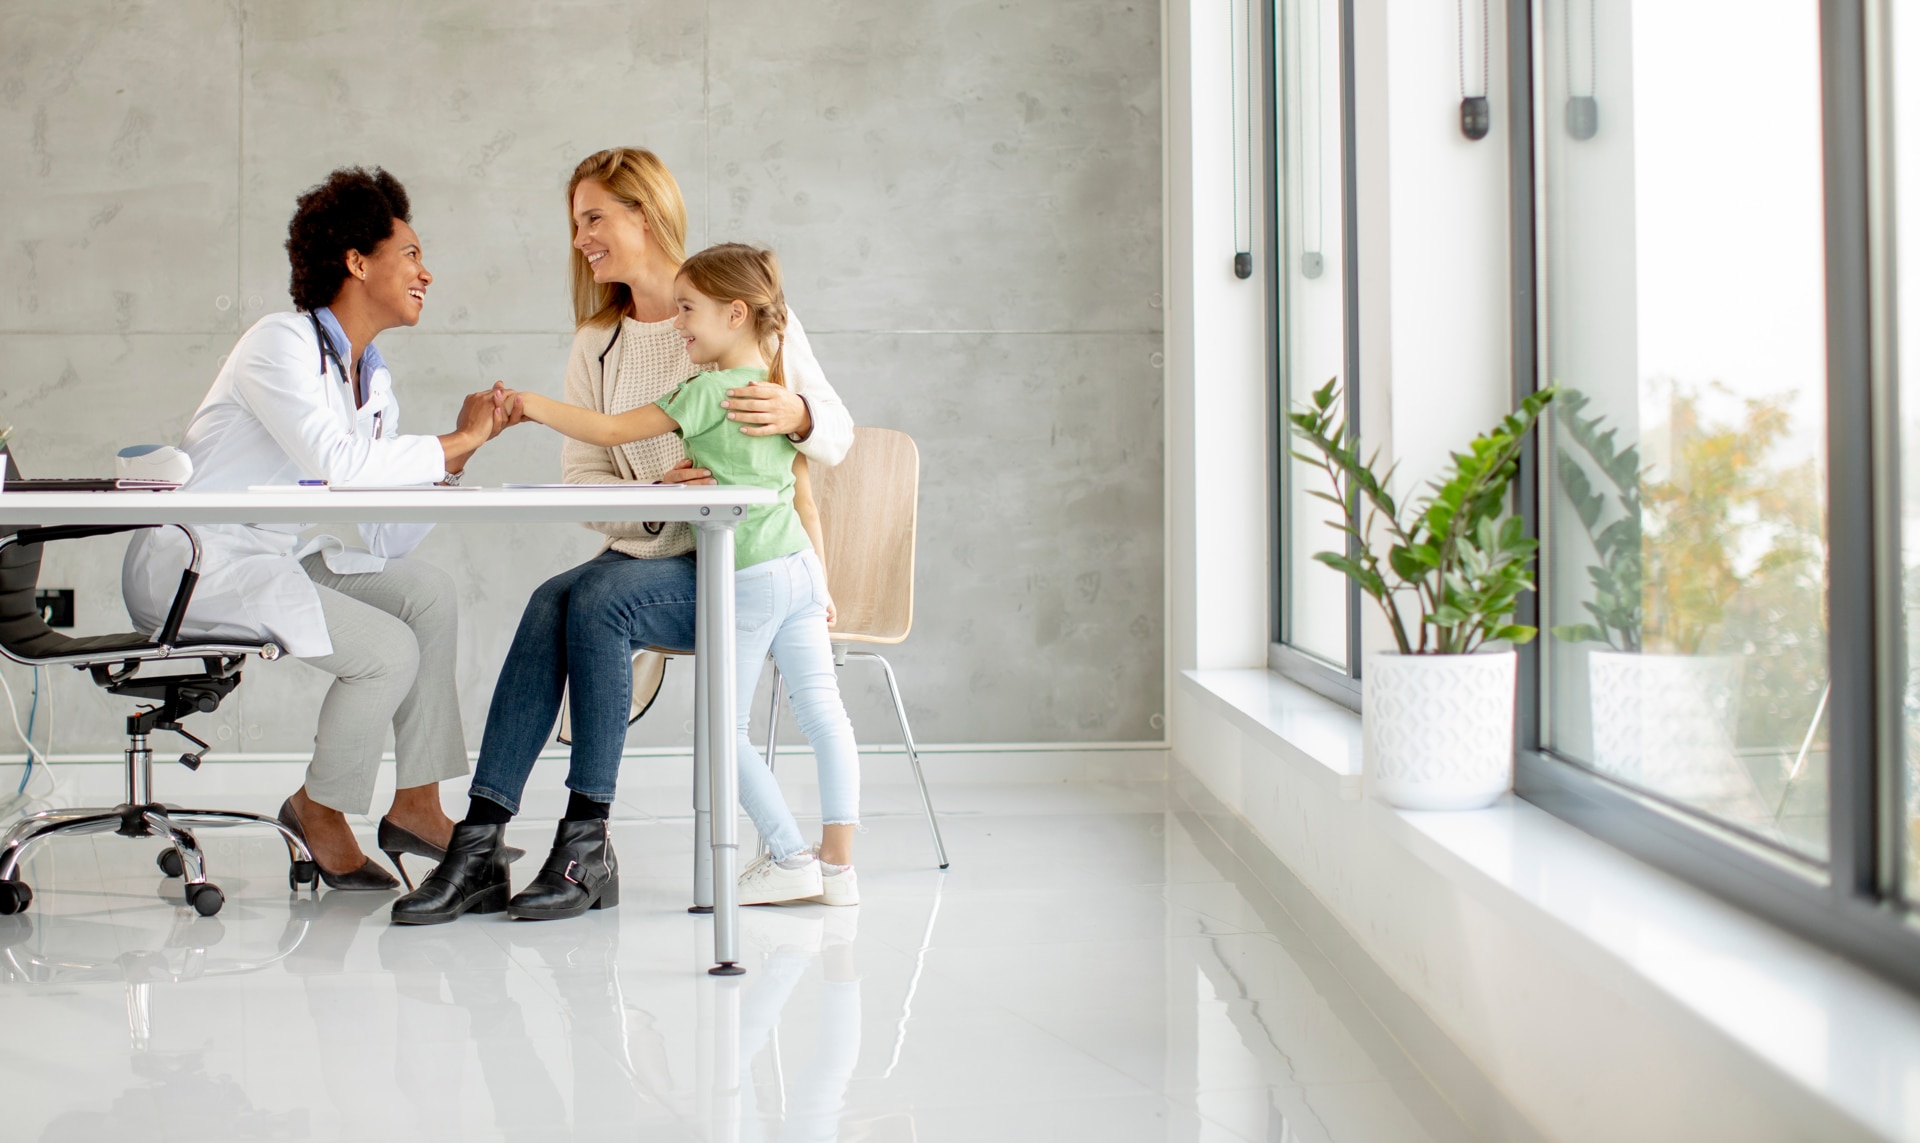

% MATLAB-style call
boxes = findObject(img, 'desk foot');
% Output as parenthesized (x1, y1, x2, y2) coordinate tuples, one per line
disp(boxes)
(688, 905, 714, 914)
(708, 962, 745, 977)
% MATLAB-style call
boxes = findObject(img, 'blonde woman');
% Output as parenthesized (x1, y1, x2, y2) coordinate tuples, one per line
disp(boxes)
(394, 148, 853, 925)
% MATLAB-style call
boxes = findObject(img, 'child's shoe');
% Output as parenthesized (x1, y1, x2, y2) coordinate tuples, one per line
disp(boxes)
(807, 856, 860, 907)
(737, 852, 824, 905)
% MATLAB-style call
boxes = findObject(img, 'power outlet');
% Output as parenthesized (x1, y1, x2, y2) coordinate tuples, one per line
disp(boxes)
(36, 590, 74, 628)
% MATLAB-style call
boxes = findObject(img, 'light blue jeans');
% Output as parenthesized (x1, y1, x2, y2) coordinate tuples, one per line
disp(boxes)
(735, 551, 859, 861)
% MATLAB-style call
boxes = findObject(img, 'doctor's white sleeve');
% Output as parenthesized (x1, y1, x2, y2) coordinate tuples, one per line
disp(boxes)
(230, 320, 448, 490)
(354, 388, 437, 560)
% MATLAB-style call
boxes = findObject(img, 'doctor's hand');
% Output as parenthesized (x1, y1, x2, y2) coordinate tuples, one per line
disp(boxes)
(721, 382, 810, 439)
(439, 390, 505, 473)
(655, 458, 716, 486)
(456, 390, 503, 442)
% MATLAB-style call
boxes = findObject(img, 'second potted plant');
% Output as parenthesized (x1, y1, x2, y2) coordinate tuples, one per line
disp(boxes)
(1290, 379, 1556, 810)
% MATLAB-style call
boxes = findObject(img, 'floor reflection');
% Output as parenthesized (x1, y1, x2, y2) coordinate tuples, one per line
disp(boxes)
(0, 785, 1527, 1142)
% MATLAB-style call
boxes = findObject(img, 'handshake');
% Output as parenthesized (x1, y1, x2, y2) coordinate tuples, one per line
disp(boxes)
(453, 382, 542, 443)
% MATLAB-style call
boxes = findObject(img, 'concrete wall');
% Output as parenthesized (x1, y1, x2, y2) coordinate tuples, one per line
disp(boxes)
(0, 0, 1164, 757)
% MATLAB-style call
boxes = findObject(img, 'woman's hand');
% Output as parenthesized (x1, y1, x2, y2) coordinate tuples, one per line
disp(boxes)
(488, 381, 519, 433)
(721, 382, 810, 438)
(655, 458, 716, 486)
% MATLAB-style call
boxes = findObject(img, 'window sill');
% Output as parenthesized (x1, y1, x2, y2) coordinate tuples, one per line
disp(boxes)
(1180, 669, 1362, 797)
(1176, 668, 1920, 1141)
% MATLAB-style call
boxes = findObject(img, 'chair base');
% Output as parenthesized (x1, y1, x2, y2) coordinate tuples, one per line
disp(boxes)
(0, 803, 318, 918)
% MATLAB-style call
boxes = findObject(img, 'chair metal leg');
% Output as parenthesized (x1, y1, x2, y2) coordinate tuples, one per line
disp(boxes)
(161, 810, 313, 864)
(0, 810, 127, 880)
(765, 667, 785, 774)
(845, 650, 948, 869)
(1, 807, 100, 854)
(142, 811, 207, 885)
(692, 651, 714, 914)
(757, 667, 786, 860)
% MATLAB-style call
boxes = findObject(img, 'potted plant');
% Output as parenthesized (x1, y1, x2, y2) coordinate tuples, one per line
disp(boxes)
(1289, 378, 1556, 810)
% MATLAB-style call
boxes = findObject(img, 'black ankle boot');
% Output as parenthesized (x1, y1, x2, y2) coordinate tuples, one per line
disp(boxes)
(507, 820, 620, 921)
(390, 822, 511, 926)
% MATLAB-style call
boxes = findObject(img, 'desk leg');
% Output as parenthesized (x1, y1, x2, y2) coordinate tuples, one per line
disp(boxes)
(690, 547, 714, 912)
(698, 518, 744, 976)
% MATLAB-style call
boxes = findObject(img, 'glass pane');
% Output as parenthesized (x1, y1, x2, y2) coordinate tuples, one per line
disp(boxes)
(1540, 0, 1830, 861)
(1277, 0, 1348, 667)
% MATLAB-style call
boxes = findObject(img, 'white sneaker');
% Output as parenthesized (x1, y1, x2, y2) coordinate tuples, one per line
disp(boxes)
(807, 863, 860, 907)
(737, 854, 824, 905)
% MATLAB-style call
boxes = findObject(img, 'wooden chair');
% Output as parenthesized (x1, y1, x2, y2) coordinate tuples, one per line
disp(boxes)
(764, 427, 948, 868)
(556, 428, 949, 877)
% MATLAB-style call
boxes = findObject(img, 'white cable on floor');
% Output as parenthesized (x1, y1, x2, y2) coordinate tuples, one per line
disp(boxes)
(0, 668, 56, 817)
(42, 664, 54, 776)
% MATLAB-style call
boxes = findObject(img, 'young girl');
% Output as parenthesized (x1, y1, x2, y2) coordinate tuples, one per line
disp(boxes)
(509, 243, 859, 906)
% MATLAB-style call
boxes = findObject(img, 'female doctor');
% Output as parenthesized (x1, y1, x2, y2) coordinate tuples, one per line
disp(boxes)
(124, 167, 513, 889)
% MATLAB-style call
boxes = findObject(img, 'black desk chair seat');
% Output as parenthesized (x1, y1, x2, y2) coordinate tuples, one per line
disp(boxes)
(0, 524, 319, 917)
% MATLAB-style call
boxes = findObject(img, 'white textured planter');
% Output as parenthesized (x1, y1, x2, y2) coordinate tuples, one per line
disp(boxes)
(1363, 650, 1517, 810)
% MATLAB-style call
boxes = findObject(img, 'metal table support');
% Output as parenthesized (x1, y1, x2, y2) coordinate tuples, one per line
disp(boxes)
(697, 515, 744, 976)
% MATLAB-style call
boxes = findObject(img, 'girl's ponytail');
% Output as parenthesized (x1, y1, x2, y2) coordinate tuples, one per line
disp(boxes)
(678, 242, 789, 385)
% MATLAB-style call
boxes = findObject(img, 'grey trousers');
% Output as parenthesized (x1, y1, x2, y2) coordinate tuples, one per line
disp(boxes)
(296, 553, 469, 814)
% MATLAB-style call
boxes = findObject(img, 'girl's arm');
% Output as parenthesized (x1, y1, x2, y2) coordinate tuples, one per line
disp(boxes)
(514, 391, 677, 448)
(791, 455, 836, 626)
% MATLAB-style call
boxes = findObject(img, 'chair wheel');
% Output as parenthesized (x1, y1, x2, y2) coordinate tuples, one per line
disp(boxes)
(186, 883, 224, 917)
(156, 848, 185, 878)
(288, 861, 319, 891)
(0, 880, 32, 915)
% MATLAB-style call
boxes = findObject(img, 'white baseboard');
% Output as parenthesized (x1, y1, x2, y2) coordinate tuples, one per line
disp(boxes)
(0, 743, 1169, 815)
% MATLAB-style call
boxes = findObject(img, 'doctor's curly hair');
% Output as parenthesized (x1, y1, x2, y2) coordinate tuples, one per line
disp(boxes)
(285, 167, 412, 311)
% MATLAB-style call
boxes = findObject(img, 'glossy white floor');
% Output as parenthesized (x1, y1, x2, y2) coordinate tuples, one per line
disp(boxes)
(0, 780, 1516, 1142)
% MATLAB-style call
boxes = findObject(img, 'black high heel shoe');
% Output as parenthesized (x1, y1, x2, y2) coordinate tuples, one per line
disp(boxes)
(377, 817, 525, 891)
(277, 799, 400, 891)
(390, 822, 512, 925)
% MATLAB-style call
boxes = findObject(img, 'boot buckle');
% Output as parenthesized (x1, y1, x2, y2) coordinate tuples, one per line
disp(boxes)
(562, 859, 583, 885)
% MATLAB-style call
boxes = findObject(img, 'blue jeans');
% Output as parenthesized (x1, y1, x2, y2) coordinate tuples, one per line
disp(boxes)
(470, 549, 697, 813)
(735, 552, 859, 861)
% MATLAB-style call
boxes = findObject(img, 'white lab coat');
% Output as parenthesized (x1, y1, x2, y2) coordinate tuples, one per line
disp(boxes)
(122, 311, 450, 657)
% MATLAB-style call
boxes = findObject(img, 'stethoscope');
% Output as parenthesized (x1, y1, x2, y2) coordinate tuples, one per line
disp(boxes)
(307, 311, 383, 439)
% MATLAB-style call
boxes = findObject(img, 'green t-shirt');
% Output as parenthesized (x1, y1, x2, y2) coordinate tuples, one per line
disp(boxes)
(657, 367, 811, 570)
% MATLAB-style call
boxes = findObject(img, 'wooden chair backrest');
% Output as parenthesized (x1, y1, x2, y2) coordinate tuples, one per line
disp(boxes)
(814, 428, 918, 644)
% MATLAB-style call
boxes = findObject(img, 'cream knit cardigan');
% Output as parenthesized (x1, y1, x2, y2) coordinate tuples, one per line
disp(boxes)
(559, 308, 854, 559)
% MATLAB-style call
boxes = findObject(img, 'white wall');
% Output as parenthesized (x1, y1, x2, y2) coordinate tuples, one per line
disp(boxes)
(1164, 0, 1273, 684)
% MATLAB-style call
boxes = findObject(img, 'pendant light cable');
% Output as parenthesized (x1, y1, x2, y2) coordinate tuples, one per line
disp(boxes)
(1458, 0, 1489, 101)
(1563, 0, 1596, 98)
(1231, 0, 1255, 270)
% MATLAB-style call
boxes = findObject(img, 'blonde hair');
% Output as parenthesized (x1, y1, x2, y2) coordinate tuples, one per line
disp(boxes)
(677, 243, 789, 389)
(567, 148, 689, 329)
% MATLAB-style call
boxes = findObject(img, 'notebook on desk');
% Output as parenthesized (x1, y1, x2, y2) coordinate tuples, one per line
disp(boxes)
(1, 447, 181, 492)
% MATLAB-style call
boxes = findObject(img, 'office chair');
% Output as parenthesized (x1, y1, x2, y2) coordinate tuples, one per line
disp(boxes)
(0, 523, 318, 918)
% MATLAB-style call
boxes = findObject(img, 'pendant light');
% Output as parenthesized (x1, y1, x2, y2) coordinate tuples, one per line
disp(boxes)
(1458, 0, 1490, 140)
(1565, 0, 1598, 140)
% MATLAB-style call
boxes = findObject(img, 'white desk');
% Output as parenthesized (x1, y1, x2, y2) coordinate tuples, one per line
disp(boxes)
(0, 487, 774, 976)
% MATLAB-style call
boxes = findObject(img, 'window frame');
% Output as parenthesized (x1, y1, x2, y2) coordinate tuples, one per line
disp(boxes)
(1269, 0, 1364, 711)
(1510, 0, 1920, 993)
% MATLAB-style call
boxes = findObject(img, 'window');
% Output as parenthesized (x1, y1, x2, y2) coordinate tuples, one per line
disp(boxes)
(1538, 0, 1831, 858)
(1272, 0, 1359, 703)
(1517, 0, 1920, 991)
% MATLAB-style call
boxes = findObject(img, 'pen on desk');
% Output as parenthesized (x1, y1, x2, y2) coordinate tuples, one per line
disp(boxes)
(298, 480, 328, 487)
